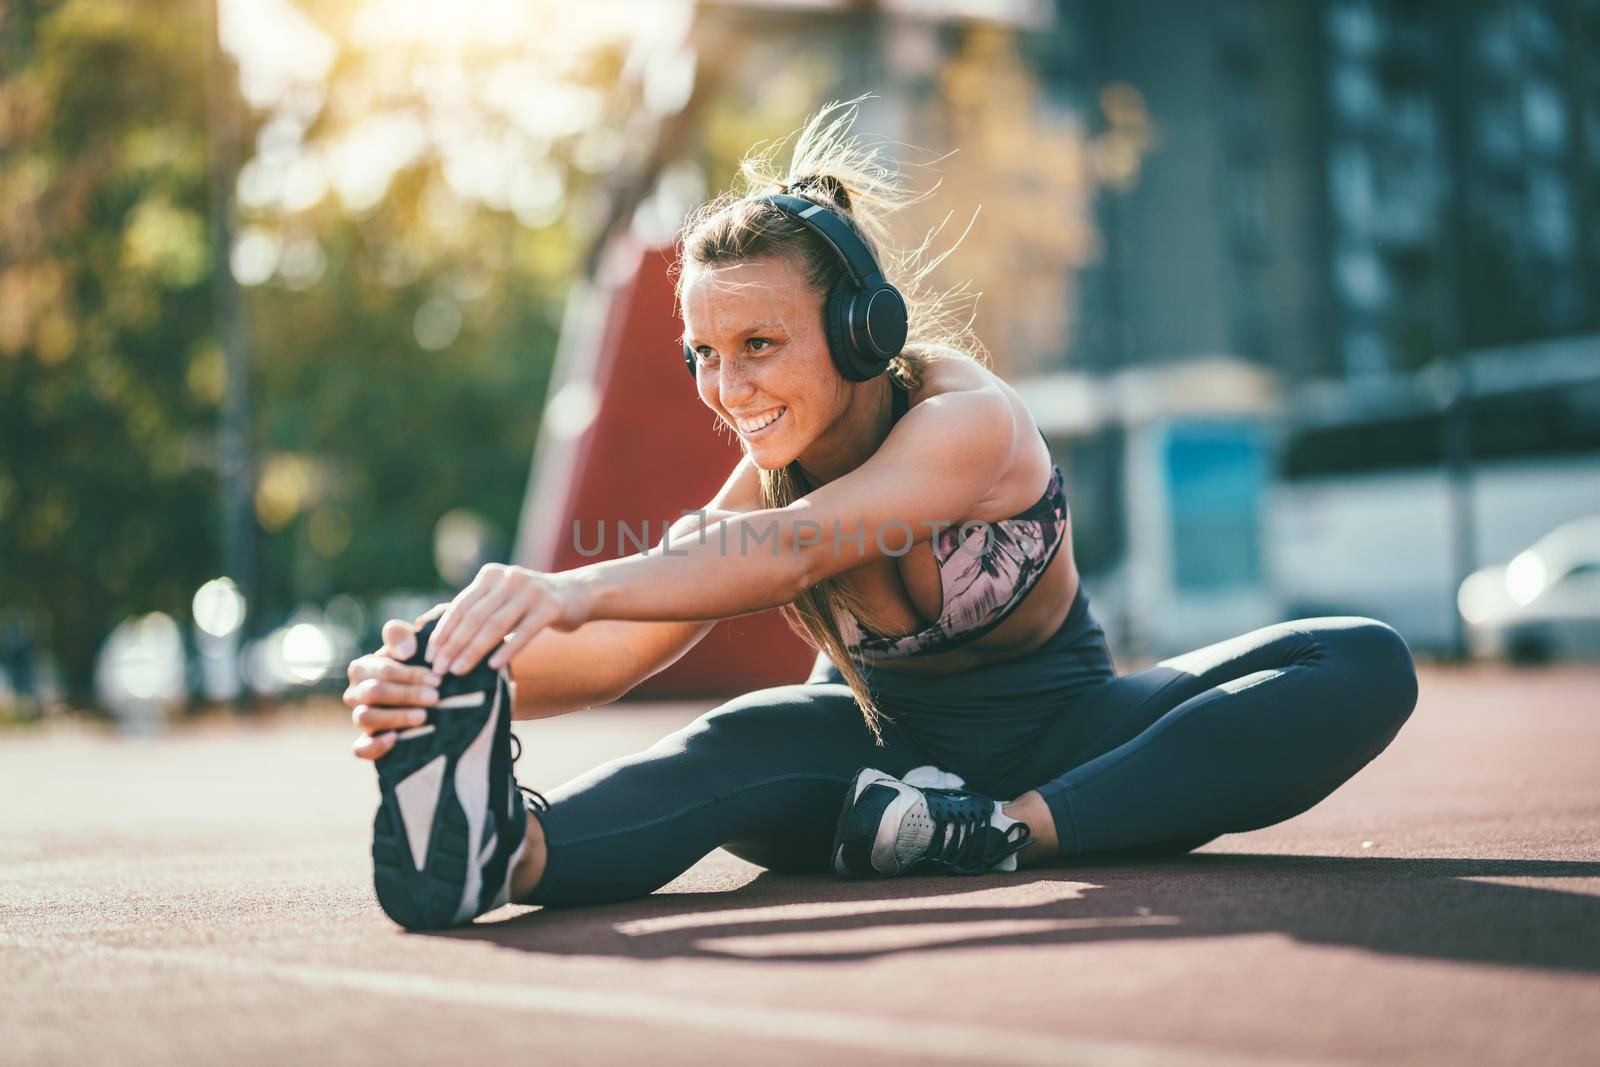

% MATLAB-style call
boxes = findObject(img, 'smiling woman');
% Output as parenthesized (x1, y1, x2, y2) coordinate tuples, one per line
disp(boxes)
(348, 95, 1419, 931)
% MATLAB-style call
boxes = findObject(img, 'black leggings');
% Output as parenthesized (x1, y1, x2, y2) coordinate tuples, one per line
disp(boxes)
(522, 589, 1418, 907)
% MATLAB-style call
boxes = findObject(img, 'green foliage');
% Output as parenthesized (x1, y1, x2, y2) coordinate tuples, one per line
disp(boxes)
(0, 0, 576, 700)
(1, 0, 220, 697)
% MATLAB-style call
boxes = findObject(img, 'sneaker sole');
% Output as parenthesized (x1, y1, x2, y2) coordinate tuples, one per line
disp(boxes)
(371, 667, 504, 931)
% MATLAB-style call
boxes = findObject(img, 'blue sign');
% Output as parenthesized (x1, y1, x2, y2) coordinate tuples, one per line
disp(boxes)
(1164, 421, 1268, 593)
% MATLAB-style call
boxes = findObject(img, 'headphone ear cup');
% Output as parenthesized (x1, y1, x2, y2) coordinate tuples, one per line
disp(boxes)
(823, 275, 885, 381)
(821, 275, 853, 377)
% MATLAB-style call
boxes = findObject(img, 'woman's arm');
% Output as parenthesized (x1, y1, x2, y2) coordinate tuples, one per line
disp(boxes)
(561, 505, 815, 624)
(503, 454, 765, 715)
(571, 388, 1017, 613)
(507, 510, 730, 719)
(425, 387, 1015, 675)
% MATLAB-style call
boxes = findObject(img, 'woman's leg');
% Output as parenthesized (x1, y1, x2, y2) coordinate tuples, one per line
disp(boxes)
(516, 681, 935, 907)
(1014, 616, 1419, 860)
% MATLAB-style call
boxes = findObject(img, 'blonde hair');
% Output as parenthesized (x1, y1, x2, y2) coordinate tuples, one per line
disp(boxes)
(672, 96, 990, 745)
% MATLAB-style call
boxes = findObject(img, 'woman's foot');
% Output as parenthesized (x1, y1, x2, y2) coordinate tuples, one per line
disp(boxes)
(369, 618, 543, 930)
(832, 767, 1031, 877)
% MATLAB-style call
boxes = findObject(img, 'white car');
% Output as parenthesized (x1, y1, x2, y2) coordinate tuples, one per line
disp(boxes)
(1457, 517, 1600, 662)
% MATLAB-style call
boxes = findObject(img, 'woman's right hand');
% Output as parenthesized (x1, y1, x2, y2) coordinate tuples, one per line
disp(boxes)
(345, 606, 446, 761)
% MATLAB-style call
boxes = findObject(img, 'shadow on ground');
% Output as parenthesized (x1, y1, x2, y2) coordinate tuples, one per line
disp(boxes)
(432, 854, 1600, 973)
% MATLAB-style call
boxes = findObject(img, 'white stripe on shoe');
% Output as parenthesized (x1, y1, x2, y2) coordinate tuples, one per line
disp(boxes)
(449, 678, 504, 925)
(395, 755, 446, 870)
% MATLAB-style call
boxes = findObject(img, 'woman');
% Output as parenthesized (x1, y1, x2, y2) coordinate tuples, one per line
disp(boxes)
(344, 101, 1419, 931)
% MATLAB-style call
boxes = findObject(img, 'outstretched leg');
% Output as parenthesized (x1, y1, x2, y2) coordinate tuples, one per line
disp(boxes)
(1014, 616, 1419, 859)
(516, 681, 936, 907)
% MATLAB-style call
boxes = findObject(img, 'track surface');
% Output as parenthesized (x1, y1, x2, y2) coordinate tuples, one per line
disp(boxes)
(3, 665, 1597, 1065)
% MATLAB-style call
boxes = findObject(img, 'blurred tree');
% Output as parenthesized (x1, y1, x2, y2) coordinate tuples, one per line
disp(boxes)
(906, 25, 1121, 380)
(227, 4, 635, 626)
(0, 0, 633, 703)
(1, 0, 221, 700)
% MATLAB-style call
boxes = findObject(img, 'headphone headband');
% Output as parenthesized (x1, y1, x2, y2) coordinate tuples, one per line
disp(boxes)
(756, 192, 888, 291)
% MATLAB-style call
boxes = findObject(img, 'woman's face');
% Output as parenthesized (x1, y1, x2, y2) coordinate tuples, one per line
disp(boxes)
(681, 254, 842, 469)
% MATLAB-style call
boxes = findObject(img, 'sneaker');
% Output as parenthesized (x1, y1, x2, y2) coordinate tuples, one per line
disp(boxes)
(832, 766, 1031, 878)
(370, 617, 548, 930)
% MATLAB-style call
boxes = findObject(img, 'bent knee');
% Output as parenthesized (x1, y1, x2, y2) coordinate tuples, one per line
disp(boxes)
(1327, 617, 1419, 725)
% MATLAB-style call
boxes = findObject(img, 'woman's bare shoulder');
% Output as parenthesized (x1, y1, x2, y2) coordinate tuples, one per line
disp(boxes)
(902, 350, 1050, 509)
(904, 348, 1011, 408)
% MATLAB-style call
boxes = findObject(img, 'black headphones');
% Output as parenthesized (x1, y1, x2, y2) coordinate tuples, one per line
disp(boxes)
(683, 191, 908, 383)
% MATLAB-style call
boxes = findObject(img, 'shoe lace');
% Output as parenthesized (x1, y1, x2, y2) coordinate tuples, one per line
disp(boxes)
(921, 787, 1032, 875)
(507, 732, 550, 813)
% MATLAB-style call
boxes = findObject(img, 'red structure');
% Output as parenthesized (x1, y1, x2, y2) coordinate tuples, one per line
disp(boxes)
(514, 232, 817, 697)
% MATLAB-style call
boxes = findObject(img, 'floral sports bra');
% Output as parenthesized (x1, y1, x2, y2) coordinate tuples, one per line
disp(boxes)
(834, 378, 1070, 663)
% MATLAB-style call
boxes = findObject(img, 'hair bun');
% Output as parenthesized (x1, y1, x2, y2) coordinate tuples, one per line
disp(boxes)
(786, 173, 852, 212)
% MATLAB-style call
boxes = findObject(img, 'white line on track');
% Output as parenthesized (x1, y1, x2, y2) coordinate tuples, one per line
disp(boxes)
(1, 934, 1349, 1067)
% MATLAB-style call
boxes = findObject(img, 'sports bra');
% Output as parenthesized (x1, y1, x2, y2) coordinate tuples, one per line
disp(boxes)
(833, 377, 1070, 663)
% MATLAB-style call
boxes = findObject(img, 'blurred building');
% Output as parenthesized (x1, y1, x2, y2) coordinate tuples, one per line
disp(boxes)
(1014, 0, 1600, 653)
(1030, 0, 1600, 377)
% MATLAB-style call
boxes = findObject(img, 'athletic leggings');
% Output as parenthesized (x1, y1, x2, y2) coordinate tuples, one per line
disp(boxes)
(521, 588, 1418, 907)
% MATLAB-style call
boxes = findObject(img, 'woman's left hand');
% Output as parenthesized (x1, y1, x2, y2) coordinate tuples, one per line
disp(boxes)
(424, 564, 591, 675)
